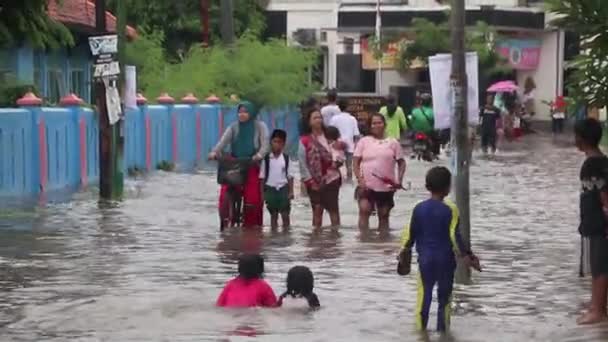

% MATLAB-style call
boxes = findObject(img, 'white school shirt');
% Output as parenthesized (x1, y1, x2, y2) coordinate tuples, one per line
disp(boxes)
(259, 153, 294, 190)
(330, 112, 361, 153)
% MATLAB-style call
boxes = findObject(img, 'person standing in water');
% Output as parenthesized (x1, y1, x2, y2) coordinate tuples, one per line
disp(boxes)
(209, 102, 269, 229)
(574, 118, 608, 325)
(330, 99, 361, 182)
(259, 129, 294, 230)
(379, 95, 408, 141)
(399, 167, 481, 332)
(299, 108, 341, 229)
(479, 93, 501, 155)
(354, 113, 406, 231)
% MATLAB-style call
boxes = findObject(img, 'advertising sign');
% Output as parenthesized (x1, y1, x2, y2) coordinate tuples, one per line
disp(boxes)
(360, 37, 425, 70)
(89, 35, 120, 80)
(496, 39, 541, 70)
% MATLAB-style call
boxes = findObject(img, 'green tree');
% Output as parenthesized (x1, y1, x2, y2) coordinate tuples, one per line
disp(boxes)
(131, 31, 318, 107)
(0, 0, 74, 49)
(546, 0, 608, 107)
(393, 18, 509, 76)
(107, 0, 266, 60)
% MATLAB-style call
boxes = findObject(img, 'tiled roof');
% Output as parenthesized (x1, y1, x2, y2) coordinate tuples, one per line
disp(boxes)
(47, 0, 137, 39)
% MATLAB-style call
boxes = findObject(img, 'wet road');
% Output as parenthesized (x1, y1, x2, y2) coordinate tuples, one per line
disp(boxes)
(1, 133, 608, 341)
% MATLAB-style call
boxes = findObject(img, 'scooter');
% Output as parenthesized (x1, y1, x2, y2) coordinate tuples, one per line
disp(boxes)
(412, 132, 435, 162)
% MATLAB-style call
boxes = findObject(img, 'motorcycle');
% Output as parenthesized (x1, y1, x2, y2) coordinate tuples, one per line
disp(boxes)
(412, 132, 435, 162)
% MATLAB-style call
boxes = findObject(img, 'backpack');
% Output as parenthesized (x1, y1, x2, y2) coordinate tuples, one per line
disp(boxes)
(264, 153, 289, 184)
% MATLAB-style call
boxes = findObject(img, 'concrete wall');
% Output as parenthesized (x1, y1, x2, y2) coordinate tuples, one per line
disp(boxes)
(516, 30, 563, 120)
(0, 103, 300, 200)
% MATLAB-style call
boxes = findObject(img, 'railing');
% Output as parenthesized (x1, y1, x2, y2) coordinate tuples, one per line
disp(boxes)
(0, 93, 300, 200)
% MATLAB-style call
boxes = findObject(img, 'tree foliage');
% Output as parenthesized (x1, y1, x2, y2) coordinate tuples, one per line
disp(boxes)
(130, 32, 318, 107)
(394, 18, 510, 76)
(0, 0, 74, 49)
(107, 0, 266, 60)
(546, 0, 608, 107)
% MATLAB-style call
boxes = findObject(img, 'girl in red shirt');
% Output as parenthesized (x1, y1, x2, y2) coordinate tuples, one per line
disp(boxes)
(216, 254, 278, 308)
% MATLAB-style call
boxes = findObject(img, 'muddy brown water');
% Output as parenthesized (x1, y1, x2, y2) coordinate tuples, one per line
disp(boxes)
(1, 133, 607, 341)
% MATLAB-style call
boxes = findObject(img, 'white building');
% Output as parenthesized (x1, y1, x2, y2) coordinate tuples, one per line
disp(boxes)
(264, 0, 573, 119)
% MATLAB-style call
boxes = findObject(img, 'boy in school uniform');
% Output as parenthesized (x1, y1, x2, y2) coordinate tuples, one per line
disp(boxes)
(260, 129, 294, 230)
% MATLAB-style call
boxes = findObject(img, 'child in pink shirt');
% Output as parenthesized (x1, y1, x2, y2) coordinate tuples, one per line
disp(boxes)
(216, 254, 278, 308)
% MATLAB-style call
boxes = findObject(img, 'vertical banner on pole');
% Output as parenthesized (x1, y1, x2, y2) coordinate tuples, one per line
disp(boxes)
(124, 66, 137, 110)
(429, 52, 479, 130)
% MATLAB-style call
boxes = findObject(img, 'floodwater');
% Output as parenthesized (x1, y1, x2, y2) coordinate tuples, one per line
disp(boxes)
(1, 133, 608, 342)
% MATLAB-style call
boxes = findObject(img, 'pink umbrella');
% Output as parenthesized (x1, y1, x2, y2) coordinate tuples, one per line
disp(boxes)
(487, 80, 518, 93)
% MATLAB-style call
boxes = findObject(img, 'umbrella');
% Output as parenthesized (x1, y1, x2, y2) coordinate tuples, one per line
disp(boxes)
(487, 80, 518, 93)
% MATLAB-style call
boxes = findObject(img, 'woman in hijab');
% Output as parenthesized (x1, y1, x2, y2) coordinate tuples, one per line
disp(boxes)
(209, 102, 269, 228)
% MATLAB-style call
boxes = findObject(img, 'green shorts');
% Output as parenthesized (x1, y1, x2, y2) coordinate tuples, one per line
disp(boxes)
(264, 185, 291, 214)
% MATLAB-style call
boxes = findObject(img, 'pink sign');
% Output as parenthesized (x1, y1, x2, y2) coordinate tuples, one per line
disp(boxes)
(497, 39, 541, 70)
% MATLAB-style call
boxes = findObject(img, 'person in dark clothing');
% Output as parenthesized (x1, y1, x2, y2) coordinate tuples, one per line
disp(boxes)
(479, 94, 501, 154)
(575, 118, 608, 325)
(399, 167, 481, 331)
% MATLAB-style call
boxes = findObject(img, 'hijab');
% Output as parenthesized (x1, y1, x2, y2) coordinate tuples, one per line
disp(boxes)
(232, 101, 259, 158)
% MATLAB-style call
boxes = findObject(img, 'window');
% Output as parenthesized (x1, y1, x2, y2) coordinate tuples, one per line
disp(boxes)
(33, 53, 43, 92)
(70, 69, 85, 100)
(344, 38, 355, 55)
(48, 70, 65, 104)
(0, 51, 14, 83)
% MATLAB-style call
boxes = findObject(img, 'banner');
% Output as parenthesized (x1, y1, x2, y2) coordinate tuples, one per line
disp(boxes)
(428, 52, 479, 130)
(361, 37, 425, 70)
(124, 65, 137, 109)
(496, 39, 541, 70)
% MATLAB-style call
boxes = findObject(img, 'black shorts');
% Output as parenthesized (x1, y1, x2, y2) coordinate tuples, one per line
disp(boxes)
(356, 187, 395, 209)
(307, 180, 340, 212)
(590, 236, 608, 277)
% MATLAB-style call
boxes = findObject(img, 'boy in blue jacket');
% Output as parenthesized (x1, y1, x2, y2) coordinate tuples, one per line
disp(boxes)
(399, 166, 481, 332)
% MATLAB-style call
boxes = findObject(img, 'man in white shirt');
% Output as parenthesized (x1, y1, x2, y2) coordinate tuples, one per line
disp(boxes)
(329, 99, 361, 182)
(259, 129, 294, 230)
(321, 89, 341, 126)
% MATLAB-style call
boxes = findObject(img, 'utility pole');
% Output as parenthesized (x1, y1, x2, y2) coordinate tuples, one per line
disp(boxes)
(95, 0, 123, 200)
(201, 0, 210, 47)
(220, 0, 235, 45)
(450, 0, 471, 284)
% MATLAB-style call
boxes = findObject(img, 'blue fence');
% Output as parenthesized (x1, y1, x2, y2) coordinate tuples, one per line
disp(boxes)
(0, 103, 300, 200)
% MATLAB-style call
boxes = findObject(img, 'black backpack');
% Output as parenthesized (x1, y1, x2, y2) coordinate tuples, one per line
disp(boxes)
(263, 153, 289, 184)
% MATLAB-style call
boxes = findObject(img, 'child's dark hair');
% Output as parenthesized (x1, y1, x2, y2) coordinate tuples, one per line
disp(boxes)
(338, 98, 348, 112)
(281, 266, 320, 308)
(574, 118, 602, 148)
(271, 129, 287, 142)
(238, 254, 264, 280)
(327, 89, 338, 103)
(325, 126, 340, 141)
(425, 166, 452, 194)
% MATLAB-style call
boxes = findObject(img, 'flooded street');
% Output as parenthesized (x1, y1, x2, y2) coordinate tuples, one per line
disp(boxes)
(1, 133, 608, 342)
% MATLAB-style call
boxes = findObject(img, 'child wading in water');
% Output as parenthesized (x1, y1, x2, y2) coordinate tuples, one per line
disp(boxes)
(575, 118, 608, 325)
(216, 254, 277, 308)
(278, 266, 320, 309)
(398, 167, 481, 332)
(259, 129, 294, 230)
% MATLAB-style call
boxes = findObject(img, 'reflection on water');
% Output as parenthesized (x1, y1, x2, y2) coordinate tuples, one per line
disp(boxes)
(1, 134, 608, 341)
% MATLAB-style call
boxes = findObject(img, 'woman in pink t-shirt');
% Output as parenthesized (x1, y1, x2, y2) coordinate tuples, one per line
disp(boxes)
(353, 113, 406, 231)
(216, 254, 278, 308)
